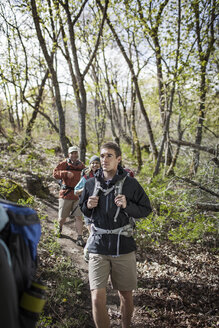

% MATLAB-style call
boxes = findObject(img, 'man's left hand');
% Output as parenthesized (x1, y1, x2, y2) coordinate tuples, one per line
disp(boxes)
(115, 194, 127, 209)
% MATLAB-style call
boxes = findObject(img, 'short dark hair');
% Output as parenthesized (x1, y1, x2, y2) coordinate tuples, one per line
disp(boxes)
(100, 142, 121, 158)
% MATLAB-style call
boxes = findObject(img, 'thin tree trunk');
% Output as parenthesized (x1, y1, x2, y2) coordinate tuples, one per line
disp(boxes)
(166, 115, 184, 176)
(176, 176, 219, 198)
(153, 0, 181, 176)
(130, 85, 142, 172)
(97, 0, 158, 161)
(191, 0, 216, 174)
(23, 70, 49, 146)
(30, 0, 68, 156)
(59, 0, 108, 162)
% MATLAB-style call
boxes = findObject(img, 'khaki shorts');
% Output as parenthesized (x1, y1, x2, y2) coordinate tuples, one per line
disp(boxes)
(89, 251, 137, 291)
(58, 198, 82, 220)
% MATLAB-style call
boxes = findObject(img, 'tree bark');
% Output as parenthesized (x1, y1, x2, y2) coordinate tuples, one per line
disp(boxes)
(58, 0, 109, 162)
(130, 85, 142, 172)
(97, 0, 158, 161)
(166, 114, 185, 176)
(170, 139, 218, 156)
(191, 0, 216, 173)
(30, 0, 68, 155)
(153, 0, 181, 176)
(23, 70, 49, 146)
(196, 203, 219, 212)
(176, 176, 219, 198)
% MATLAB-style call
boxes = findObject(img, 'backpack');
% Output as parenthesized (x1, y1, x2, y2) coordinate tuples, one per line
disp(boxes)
(0, 199, 46, 328)
(92, 175, 127, 222)
(124, 167, 134, 178)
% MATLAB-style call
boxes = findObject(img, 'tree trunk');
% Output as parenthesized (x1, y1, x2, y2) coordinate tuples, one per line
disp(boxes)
(166, 115, 184, 176)
(58, 0, 108, 162)
(191, 0, 216, 174)
(97, 0, 158, 161)
(30, 0, 68, 156)
(153, 0, 181, 176)
(23, 70, 49, 146)
(130, 85, 142, 172)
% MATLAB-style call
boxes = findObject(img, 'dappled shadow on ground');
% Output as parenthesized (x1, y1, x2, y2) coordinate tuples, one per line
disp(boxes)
(133, 242, 218, 327)
(39, 201, 218, 327)
(59, 234, 77, 243)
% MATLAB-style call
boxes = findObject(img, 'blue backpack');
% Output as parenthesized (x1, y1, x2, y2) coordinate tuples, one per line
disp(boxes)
(0, 199, 45, 328)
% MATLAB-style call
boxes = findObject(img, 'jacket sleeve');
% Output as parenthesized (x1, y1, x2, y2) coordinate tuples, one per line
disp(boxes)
(123, 180, 152, 219)
(53, 161, 74, 180)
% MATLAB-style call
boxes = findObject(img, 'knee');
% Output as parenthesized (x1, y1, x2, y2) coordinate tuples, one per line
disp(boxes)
(91, 289, 106, 308)
(92, 295, 103, 308)
(118, 290, 133, 304)
(92, 296, 101, 309)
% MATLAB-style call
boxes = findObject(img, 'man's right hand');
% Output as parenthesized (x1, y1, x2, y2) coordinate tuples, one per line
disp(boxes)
(67, 171, 74, 178)
(87, 196, 99, 209)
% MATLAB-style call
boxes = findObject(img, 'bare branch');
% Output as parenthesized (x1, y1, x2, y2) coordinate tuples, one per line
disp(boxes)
(170, 138, 218, 156)
(176, 176, 219, 198)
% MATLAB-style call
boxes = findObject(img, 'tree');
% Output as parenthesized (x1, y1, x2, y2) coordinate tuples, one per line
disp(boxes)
(55, 0, 108, 160)
(97, 0, 158, 161)
(190, 0, 217, 173)
(0, 0, 53, 145)
(30, 0, 69, 155)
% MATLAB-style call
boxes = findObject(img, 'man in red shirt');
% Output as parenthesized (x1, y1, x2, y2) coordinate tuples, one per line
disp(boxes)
(53, 146, 85, 246)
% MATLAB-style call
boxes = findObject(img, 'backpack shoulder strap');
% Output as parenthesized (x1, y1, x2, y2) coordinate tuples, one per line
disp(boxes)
(66, 159, 71, 170)
(92, 175, 127, 198)
(113, 175, 127, 222)
(114, 175, 127, 196)
(92, 178, 101, 196)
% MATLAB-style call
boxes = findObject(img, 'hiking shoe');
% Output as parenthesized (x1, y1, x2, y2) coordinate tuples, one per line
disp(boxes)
(76, 236, 86, 247)
(56, 225, 62, 237)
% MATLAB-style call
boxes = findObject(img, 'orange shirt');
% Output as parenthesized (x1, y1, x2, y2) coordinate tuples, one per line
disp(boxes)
(53, 159, 85, 200)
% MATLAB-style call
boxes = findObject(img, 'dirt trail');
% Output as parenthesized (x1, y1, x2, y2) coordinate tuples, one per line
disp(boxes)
(43, 199, 131, 327)
(43, 200, 89, 280)
(41, 199, 218, 328)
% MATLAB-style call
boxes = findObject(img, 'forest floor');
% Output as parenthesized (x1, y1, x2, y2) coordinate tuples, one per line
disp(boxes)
(0, 143, 218, 328)
(38, 193, 218, 328)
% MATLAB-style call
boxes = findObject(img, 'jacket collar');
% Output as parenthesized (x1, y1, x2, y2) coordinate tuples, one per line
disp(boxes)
(95, 166, 127, 187)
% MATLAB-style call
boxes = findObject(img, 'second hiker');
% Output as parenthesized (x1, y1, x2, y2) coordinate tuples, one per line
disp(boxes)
(53, 146, 85, 247)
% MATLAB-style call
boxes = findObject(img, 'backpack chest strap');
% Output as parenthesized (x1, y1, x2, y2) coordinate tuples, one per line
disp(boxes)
(90, 223, 134, 256)
(91, 223, 133, 237)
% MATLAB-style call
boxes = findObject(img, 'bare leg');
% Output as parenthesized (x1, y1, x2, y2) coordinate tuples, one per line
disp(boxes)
(118, 290, 134, 328)
(91, 288, 110, 328)
(59, 217, 66, 230)
(75, 216, 83, 236)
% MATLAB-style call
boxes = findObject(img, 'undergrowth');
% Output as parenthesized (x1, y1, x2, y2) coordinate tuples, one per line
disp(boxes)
(0, 139, 218, 327)
(36, 216, 91, 328)
(136, 160, 218, 253)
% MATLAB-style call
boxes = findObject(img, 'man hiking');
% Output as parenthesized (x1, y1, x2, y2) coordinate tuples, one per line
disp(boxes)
(79, 142, 152, 328)
(53, 146, 85, 246)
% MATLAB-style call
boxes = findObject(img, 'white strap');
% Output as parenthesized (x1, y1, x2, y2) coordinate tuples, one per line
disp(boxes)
(91, 223, 134, 256)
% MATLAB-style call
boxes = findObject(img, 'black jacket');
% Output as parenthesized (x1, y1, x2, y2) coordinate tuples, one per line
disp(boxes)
(79, 166, 152, 255)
